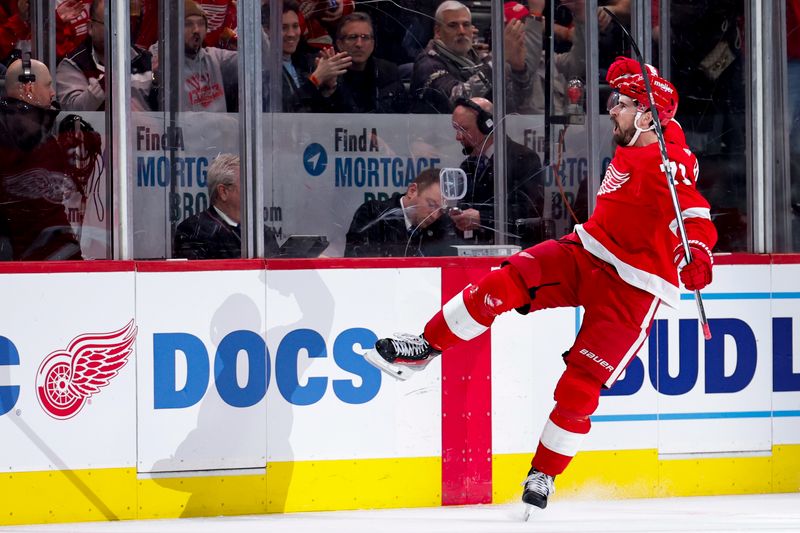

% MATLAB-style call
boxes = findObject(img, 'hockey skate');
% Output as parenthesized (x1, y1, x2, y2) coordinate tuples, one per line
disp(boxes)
(363, 333, 441, 381)
(521, 467, 555, 520)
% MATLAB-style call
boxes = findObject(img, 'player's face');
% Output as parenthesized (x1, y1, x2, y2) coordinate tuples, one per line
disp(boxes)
(282, 11, 301, 56)
(408, 183, 443, 228)
(609, 93, 639, 146)
(184, 15, 206, 56)
(337, 21, 374, 67)
(452, 105, 486, 155)
(435, 8, 473, 56)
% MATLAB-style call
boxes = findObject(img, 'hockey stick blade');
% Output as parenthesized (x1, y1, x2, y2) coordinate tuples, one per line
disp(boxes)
(362, 348, 417, 381)
(602, 7, 712, 340)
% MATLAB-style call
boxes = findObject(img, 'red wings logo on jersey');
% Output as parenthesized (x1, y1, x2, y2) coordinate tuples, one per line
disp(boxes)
(598, 163, 630, 196)
(35, 321, 137, 420)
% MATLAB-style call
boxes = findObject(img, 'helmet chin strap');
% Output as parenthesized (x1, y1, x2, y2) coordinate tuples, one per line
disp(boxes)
(626, 110, 655, 147)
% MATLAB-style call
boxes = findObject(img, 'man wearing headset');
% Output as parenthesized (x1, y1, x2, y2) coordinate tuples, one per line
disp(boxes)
(451, 96, 544, 246)
(0, 57, 82, 261)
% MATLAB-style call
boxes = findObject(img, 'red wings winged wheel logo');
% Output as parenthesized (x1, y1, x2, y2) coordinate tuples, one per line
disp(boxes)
(35, 320, 138, 420)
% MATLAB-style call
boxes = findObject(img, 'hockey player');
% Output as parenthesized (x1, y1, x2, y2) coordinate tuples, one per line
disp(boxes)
(605, 55, 688, 148)
(364, 66, 717, 516)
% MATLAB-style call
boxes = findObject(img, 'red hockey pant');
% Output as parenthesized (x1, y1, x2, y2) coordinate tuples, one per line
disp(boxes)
(424, 236, 660, 476)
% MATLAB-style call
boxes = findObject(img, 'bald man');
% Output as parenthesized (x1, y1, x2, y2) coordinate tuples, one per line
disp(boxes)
(451, 96, 545, 246)
(0, 58, 82, 260)
(5, 58, 58, 110)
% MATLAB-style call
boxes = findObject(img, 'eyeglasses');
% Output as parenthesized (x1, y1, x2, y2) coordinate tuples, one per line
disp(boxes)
(340, 33, 374, 44)
(91, 18, 103, 25)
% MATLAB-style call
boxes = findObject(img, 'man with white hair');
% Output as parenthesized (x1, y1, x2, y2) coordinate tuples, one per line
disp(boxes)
(410, 0, 531, 113)
(173, 153, 278, 259)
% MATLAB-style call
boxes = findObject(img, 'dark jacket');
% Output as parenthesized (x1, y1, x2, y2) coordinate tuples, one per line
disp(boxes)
(409, 40, 532, 114)
(0, 99, 82, 261)
(173, 207, 280, 260)
(458, 138, 545, 246)
(282, 54, 334, 113)
(331, 56, 408, 113)
(344, 192, 456, 257)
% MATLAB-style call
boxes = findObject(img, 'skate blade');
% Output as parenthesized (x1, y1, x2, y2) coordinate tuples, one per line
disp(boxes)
(363, 349, 418, 381)
(522, 503, 541, 521)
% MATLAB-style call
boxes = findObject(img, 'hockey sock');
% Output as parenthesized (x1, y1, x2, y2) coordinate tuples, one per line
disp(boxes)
(532, 364, 602, 476)
(424, 266, 530, 351)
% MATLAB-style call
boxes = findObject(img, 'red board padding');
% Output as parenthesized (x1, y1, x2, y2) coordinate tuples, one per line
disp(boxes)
(440, 265, 494, 506)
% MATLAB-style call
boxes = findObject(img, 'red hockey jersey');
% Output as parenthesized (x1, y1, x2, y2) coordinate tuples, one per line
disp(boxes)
(575, 141, 717, 308)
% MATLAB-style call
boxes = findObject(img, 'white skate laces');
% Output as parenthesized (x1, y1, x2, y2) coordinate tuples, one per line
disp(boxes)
(522, 470, 555, 498)
(361, 333, 441, 381)
(522, 469, 555, 517)
(382, 333, 436, 361)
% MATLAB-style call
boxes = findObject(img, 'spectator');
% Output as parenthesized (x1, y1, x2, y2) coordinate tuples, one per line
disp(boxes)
(0, 57, 82, 260)
(354, 0, 438, 67)
(199, 0, 238, 49)
(132, 0, 236, 51)
(344, 167, 454, 257)
(451, 97, 545, 246)
(331, 11, 407, 113)
(150, 0, 269, 112)
(0, 0, 29, 64)
(56, 0, 155, 111)
(409, 0, 531, 114)
(515, 0, 586, 114)
(1, 0, 119, 64)
(278, 0, 350, 112)
(53, 0, 91, 59)
(173, 153, 279, 259)
(298, 0, 354, 52)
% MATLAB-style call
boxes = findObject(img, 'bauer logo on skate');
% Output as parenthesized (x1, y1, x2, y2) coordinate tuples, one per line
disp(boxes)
(34, 321, 137, 420)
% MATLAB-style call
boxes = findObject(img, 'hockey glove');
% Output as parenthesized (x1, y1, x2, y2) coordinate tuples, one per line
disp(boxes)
(674, 241, 713, 291)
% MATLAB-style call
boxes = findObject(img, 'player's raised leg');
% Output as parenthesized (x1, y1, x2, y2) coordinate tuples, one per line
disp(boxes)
(364, 263, 533, 379)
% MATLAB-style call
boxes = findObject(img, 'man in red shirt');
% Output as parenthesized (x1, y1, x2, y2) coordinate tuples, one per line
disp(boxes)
(365, 58, 717, 516)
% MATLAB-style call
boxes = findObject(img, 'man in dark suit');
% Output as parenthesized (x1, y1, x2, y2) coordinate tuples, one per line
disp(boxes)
(173, 153, 278, 259)
(451, 97, 546, 246)
(344, 167, 455, 257)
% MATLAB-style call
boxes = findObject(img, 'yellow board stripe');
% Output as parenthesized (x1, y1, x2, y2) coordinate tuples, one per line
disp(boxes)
(1, 448, 797, 526)
(493, 444, 800, 503)
(266, 456, 441, 513)
(0, 468, 138, 525)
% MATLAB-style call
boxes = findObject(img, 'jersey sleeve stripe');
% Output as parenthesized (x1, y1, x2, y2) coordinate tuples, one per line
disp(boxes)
(668, 207, 711, 236)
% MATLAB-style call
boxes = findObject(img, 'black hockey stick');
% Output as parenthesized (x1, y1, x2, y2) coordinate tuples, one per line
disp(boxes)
(602, 7, 712, 340)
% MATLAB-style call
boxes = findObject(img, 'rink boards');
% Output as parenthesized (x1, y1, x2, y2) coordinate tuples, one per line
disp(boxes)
(0, 256, 798, 525)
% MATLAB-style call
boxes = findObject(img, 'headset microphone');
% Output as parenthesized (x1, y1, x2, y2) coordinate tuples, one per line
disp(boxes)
(19, 52, 36, 84)
(454, 97, 494, 135)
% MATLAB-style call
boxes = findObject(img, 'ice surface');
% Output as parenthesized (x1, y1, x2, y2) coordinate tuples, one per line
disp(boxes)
(2, 494, 799, 533)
